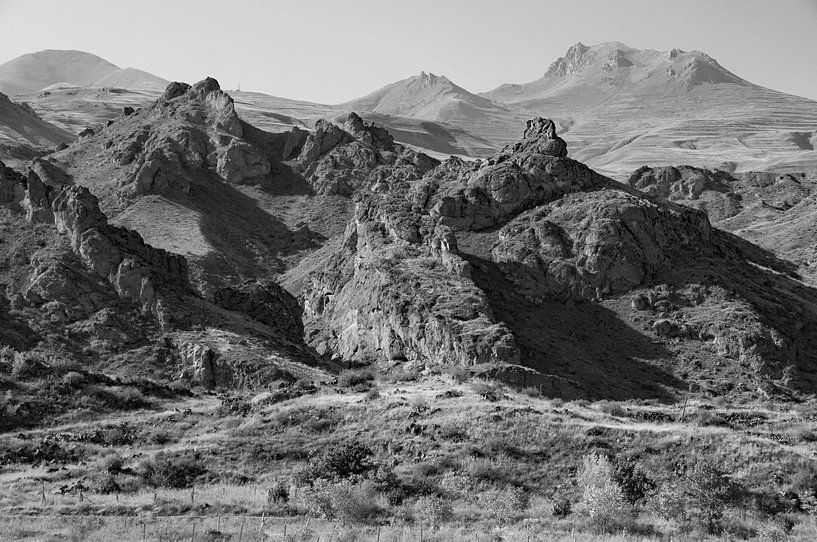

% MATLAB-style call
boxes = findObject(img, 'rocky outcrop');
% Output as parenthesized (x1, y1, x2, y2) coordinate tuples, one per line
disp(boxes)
(177, 341, 220, 388)
(102, 78, 273, 197)
(22, 170, 55, 223)
(0, 160, 25, 204)
(294, 112, 438, 196)
(303, 197, 519, 366)
(49, 185, 192, 327)
(431, 121, 604, 230)
(491, 190, 716, 301)
(30, 158, 71, 187)
(213, 280, 303, 341)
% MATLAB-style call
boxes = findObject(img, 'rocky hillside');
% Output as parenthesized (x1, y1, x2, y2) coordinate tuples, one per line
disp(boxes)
(628, 165, 817, 283)
(0, 156, 321, 389)
(295, 117, 817, 399)
(4, 78, 817, 402)
(0, 91, 73, 164)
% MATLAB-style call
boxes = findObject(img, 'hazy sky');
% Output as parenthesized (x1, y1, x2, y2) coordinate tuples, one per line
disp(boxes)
(1, 0, 816, 103)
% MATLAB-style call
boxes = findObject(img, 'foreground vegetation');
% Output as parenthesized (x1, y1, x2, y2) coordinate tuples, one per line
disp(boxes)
(3, 361, 817, 540)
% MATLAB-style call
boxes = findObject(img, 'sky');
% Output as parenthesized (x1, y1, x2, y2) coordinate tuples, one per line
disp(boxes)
(0, 0, 816, 103)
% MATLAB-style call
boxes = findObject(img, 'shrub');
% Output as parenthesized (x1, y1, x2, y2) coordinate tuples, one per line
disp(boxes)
(440, 471, 473, 499)
(143, 452, 206, 489)
(614, 460, 656, 504)
(292, 442, 376, 487)
(574, 453, 634, 533)
(61, 371, 86, 388)
(685, 459, 741, 533)
(471, 380, 503, 402)
(292, 479, 380, 522)
(365, 388, 381, 401)
(337, 368, 375, 388)
(99, 454, 123, 474)
(443, 365, 470, 384)
(648, 479, 689, 524)
(267, 480, 289, 504)
(552, 494, 572, 518)
(95, 473, 121, 494)
(413, 495, 453, 529)
(596, 401, 627, 418)
(11, 352, 49, 380)
(477, 487, 529, 525)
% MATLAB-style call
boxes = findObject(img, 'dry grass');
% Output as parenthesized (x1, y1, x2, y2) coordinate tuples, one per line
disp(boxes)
(1, 376, 817, 540)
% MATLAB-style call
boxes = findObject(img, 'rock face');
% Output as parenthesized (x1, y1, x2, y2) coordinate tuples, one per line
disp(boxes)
(294, 112, 438, 195)
(214, 280, 303, 341)
(491, 190, 716, 301)
(430, 121, 604, 230)
(102, 77, 273, 199)
(0, 159, 26, 203)
(22, 170, 55, 223)
(302, 201, 519, 366)
(46, 185, 192, 327)
(299, 117, 817, 397)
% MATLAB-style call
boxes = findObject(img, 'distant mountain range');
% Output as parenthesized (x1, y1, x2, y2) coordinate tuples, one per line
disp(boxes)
(0, 50, 168, 95)
(1, 44, 816, 175)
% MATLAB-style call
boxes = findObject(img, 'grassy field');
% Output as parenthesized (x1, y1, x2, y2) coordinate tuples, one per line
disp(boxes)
(3, 369, 817, 541)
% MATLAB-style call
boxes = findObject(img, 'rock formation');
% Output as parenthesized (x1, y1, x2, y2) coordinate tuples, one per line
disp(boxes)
(214, 280, 304, 342)
(299, 117, 817, 397)
(294, 112, 438, 195)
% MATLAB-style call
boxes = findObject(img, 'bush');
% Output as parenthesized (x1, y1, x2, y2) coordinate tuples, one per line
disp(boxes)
(574, 453, 634, 533)
(267, 480, 289, 504)
(471, 380, 503, 402)
(11, 352, 49, 380)
(685, 459, 741, 533)
(413, 495, 453, 529)
(440, 471, 473, 499)
(443, 365, 470, 384)
(648, 479, 689, 524)
(61, 371, 86, 388)
(365, 388, 381, 401)
(99, 454, 123, 474)
(614, 460, 656, 504)
(477, 487, 529, 525)
(292, 479, 380, 522)
(337, 368, 375, 388)
(552, 494, 572, 518)
(143, 452, 206, 489)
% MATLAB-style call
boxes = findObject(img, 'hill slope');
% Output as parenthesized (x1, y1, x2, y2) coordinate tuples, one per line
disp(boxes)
(0, 50, 166, 95)
(0, 92, 73, 162)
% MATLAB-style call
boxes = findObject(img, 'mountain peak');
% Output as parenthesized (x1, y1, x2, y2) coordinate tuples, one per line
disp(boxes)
(414, 71, 452, 87)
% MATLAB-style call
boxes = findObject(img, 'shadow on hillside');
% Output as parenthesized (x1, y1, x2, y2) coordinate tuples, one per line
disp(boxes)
(464, 254, 686, 401)
(180, 170, 326, 292)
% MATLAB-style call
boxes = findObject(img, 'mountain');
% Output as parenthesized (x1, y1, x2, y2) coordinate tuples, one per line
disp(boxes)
(481, 42, 817, 176)
(91, 67, 168, 91)
(339, 71, 530, 152)
(0, 91, 73, 163)
(340, 71, 500, 121)
(0, 50, 166, 95)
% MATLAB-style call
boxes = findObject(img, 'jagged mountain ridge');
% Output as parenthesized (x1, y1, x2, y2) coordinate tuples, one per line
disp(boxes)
(480, 41, 817, 176)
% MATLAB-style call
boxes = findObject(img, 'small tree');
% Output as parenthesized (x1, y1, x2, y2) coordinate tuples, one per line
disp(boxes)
(574, 453, 634, 533)
(413, 495, 453, 530)
(685, 459, 740, 533)
(477, 487, 529, 525)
